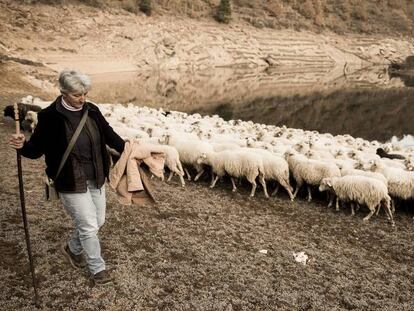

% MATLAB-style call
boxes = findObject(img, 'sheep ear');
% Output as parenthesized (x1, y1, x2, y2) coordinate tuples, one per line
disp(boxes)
(327, 180, 332, 187)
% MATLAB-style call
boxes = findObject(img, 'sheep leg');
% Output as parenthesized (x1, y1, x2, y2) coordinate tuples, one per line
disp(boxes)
(335, 197, 339, 211)
(231, 178, 237, 192)
(178, 174, 185, 187)
(383, 201, 395, 226)
(279, 179, 294, 201)
(375, 204, 381, 216)
(307, 186, 312, 202)
(210, 175, 220, 188)
(363, 208, 375, 222)
(210, 168, 215, 185)
(184, 168, 192, 181)
(249, 180, 257, 197)
(194, 168, 205, 181)
(390, 199, 395, 213)
(271, 184, 280, 197)
(176, 162, 185, 187)
(293, 181, 302, 199)
(327, 192, 334, 208)
(350, 202, 355, 216)
(259, 176, 269, 198)
(170, 165, 185, 187)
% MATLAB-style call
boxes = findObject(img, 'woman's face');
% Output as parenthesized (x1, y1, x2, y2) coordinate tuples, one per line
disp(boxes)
(63, 92, 88, 109)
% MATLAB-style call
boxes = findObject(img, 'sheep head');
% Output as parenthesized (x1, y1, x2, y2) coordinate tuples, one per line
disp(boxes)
(334, 149, 344, 158)
(305, 150, 317, 159)
(196, 153, 208, 165)
(319, 178, 333, 192)
(364, 159, 378, 171)
(159, 133, 170, 145)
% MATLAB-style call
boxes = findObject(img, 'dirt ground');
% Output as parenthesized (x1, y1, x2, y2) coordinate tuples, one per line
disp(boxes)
(1, 94, 414, 311)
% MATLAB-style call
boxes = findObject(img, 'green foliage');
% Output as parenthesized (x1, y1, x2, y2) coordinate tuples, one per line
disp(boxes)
(215, 0, 232, 24)
(139, 0, 152, 16)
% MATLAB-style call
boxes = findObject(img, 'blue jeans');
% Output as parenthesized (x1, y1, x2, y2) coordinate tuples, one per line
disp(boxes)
(59, 180, 106, 275)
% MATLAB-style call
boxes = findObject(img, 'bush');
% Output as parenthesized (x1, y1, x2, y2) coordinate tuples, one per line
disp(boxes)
(298, 0, 316, 19)
(215, 0, 232, 24)
(139, 0, 152, 16)
(266, 2, 284, 17)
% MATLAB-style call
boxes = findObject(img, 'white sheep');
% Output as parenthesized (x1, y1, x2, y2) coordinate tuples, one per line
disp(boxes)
(365, 159, 414, 205)
(246, 148, 294, 200)
(285, 151, 341, 203)
(158, 145, 185, 187)
(197, 149, 268, 197)
(160, 133, 213, 182)
(319, 176, 394, 225)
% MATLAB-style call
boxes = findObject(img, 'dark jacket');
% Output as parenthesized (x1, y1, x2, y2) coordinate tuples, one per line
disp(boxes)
(21, 96, 125, 192)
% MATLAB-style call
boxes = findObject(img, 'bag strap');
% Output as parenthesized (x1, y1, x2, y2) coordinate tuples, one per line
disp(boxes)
(53, 109, 89, 182)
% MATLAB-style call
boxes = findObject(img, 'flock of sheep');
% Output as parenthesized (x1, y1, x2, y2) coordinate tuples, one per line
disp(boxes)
(18, 96, 414, 226)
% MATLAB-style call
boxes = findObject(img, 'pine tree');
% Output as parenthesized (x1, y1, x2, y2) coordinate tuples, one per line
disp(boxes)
(139, 0, 152, 16)
(215, 0, 231, 24)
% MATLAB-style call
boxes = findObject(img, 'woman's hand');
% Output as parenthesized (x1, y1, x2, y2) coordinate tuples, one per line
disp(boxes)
(9, 134, 26, 149)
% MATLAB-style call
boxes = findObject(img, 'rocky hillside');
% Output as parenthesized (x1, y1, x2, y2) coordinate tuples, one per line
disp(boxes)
(22, 0, 414, 36)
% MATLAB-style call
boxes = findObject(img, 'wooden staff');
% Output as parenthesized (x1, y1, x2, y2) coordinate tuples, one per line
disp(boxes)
(13, 103, 41, 308)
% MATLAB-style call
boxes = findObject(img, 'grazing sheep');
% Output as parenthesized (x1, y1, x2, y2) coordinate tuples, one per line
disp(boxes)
(157, 144, 185, 187)
(197, 149, 268, 197)
(319, 176, 394, 226)
(160, 133, 214, 181)
(365, 159, 414, 204)
(285, 151, 341, 203)
(247, 148, 294, 200)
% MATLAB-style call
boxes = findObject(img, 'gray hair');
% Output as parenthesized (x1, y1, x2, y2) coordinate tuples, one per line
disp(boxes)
(58, 69, 91, 94)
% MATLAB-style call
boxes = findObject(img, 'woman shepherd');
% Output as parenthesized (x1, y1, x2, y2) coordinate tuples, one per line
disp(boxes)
(9, 69, 125, 286)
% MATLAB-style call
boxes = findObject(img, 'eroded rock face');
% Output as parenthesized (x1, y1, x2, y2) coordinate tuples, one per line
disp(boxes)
(1, 2, 414, 74)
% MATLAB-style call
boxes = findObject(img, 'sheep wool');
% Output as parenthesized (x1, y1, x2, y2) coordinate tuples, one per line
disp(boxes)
(319, 176, 394, 225)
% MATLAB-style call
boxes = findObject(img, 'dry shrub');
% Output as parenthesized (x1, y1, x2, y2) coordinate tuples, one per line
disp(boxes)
(215, 0, 232, 23)
(387, 0, 406, 9)
(266, 1, 284, 17)
(314, 12, 324, 26)
(155, 0, 207, 16)
(389, 8, 412, 32)
(313, 0, 324, 26)
(351, 6, 368, 21)
(297, 0, 316, 19)
(233, 0, 257, 8)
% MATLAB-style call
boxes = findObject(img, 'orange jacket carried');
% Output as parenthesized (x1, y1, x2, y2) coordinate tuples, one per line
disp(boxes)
(109, 140, 165, 205)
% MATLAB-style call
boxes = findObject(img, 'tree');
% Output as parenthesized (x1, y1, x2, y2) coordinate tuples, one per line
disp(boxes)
(215, 0, 231, 24)
(139, 0, 152, 16)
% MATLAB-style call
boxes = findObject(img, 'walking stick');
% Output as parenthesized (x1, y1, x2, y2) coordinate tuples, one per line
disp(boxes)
(13, 103, 41, 308)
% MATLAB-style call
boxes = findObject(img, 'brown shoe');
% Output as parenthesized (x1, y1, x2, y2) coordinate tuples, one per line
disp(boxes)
(92, 270, 113, 286)
(61, 243, 86, 269)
